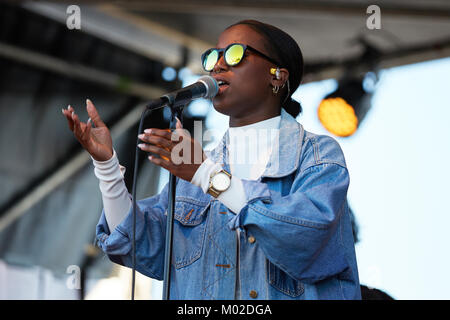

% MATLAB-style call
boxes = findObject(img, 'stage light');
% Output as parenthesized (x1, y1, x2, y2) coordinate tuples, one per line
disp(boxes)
(318, 73, 376, 137)
(161, 67, 177, 81)
(318, 96, 358, 137)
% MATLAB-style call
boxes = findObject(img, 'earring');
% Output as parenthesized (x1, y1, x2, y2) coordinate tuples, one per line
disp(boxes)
(272, 85, 280, 94)
(270, 67, 282, 94)
(270, 67, 281, 80)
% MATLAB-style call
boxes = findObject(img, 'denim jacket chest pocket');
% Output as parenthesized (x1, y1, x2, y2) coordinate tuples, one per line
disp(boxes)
(173, 196, 210, 269)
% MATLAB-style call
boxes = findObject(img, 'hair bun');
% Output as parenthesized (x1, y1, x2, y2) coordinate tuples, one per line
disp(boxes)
(283, 98, 302, 118)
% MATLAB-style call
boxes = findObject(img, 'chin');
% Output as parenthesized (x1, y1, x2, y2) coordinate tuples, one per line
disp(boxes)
(212, 105, 231, 117)
(212, 99, 233, 117)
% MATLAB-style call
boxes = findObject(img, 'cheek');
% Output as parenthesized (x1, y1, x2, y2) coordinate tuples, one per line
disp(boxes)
(233, 67, 270, 97)
(212, 62, 271, 114)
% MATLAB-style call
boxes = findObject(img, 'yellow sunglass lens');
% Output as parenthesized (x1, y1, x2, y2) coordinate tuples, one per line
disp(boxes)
(204, 50, 218, 71)
(225, 45, 244, 66)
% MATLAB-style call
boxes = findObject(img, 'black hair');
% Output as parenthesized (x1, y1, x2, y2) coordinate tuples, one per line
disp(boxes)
(227, 20, 304, 118)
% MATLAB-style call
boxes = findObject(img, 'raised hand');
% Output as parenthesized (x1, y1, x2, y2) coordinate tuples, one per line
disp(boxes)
(62, 99, 113, 162)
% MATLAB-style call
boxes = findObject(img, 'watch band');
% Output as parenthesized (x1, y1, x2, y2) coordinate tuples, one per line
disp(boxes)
(207, 186, 221, 198)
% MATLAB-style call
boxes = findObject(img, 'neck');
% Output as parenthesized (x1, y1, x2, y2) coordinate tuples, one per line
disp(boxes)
(229, 107, 280, 127)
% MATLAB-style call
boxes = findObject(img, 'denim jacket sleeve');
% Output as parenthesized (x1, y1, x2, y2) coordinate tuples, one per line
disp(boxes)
(234, 135, 350, 285)
(95, 183, 169, 280)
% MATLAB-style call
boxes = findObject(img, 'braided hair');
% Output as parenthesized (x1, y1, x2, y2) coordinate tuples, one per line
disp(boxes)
(227, 20, 304, 118)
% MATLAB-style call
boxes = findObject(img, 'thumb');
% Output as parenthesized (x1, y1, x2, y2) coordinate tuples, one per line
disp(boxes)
(86, 99, 106, 127)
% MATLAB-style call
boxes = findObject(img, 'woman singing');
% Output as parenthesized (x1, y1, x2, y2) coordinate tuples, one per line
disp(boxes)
(63, 20, 361, 300)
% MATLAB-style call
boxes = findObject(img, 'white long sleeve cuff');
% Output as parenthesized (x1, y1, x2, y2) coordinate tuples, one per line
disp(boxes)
(191, 158, 247, 214)
(92, 150, 131, 232)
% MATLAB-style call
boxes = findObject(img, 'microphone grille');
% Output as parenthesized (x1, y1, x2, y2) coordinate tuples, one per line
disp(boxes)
(198, 75, 219, 99)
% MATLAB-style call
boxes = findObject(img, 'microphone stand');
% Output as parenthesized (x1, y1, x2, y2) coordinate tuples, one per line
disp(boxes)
(130, 98, 182, 300)
(162, 103, 183, 300)
(131, 77, 215, 299)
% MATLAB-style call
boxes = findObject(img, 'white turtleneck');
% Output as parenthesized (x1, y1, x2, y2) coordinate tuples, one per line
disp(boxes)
(228, 115, 280, 180)
(93, 115, 280, 231)
(190, 115, 280, 213)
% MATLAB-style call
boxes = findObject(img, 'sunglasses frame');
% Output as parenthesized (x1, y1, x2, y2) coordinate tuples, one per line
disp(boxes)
(201, 43, 281, 72)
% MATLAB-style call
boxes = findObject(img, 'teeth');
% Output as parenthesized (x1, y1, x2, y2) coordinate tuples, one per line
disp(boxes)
(218, 80, 227, 86)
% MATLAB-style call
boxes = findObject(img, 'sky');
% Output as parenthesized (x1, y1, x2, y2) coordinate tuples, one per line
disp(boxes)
(159, 56, 450, 299)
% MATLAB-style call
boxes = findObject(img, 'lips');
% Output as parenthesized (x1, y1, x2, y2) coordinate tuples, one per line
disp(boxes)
(213, 76, 230, 96)
(217, 80, 229, 86)
(217, 83, 229, 95)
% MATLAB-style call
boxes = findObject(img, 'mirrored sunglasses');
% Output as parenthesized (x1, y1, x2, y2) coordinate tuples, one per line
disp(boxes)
(201, 43, 280, 72)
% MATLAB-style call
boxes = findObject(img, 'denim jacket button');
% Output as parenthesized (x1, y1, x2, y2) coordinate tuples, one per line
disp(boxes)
(249, 290, 258, 298)
(248, 236, 256, 244)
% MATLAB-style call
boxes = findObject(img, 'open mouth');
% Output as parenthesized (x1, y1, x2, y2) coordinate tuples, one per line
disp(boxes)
(216, 80, 230, 95)
(217, 80, 229, 86)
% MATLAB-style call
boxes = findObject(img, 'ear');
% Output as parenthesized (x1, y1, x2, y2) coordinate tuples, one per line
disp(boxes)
(270, 67, 289, 88)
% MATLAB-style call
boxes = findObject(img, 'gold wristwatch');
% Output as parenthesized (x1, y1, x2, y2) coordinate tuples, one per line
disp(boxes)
(207, 169, 232, 198)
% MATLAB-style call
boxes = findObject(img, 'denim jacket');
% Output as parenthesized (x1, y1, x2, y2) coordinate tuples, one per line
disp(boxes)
(96, 109, 361, 300)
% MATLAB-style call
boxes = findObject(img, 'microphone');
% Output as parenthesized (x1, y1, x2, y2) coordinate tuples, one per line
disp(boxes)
(147, 75, 218, 110)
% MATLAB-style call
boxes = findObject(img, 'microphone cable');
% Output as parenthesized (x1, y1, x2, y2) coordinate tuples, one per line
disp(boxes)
(129, 98, 168, 300)
(128, 76, 216, 299)
(130, 107, 149, 300)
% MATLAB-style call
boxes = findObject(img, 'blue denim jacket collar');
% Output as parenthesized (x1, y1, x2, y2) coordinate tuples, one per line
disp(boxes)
(207, 108, 305, 179)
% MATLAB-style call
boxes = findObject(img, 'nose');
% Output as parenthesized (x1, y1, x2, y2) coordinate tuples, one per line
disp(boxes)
(212, 52, 228, 73)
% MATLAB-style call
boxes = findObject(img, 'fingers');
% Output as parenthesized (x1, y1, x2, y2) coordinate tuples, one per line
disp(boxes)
(138, 132, 172, 150)
(86, 99, 106, 128)
(147, 146, 202, 182)
(69, 107, 91, 146)
(143, 128, 172, 140)
(138, 129, 171, 160)
(82, 118, 92, 142)
(141, 124, 204, 182)
(62, 105, 88, 136)
(71, 109, 82, 139)
(147, 155, 172, 171)
(62, 105, 74, 131)
(138, 143, 171, 160)
(141, 127, 189, 147)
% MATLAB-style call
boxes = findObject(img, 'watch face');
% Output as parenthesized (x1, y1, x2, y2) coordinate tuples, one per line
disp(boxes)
(211, 172, 231, 191)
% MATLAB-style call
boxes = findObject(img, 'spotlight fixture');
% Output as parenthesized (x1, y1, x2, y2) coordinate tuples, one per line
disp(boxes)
(318, 73, 377, 137)
(317, 35, 381, 137)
